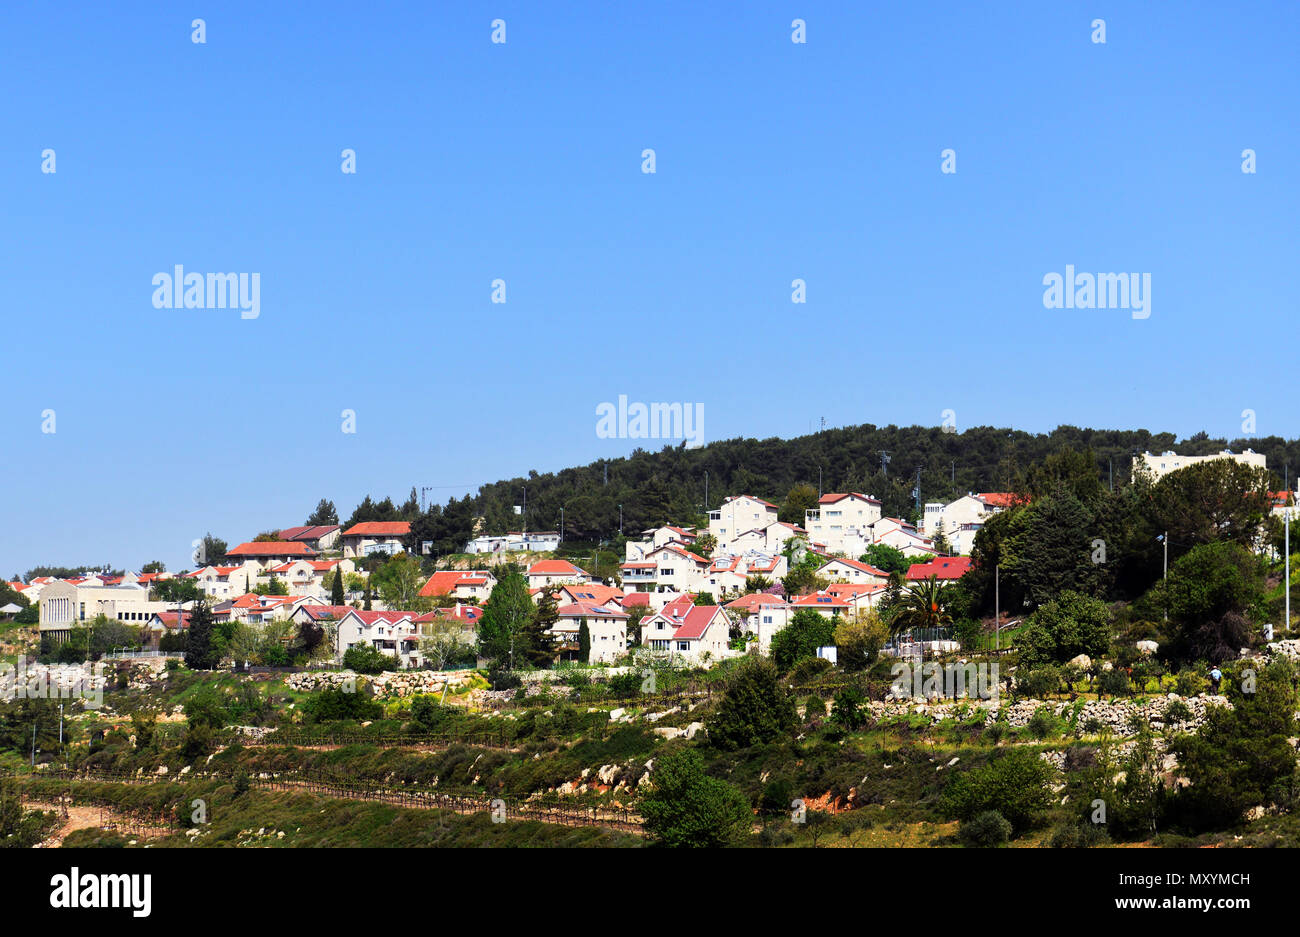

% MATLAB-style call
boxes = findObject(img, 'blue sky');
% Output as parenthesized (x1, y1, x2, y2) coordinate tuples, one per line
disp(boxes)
(2, 1, 1296, 576)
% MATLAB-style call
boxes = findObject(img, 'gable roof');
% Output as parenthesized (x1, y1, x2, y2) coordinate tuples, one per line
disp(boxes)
(818, 492, 881, 506)
(672, 605, 727, 640)
(725, 593, 788, 613)
(556, 602, 629, 620)
(526, 559, 588, 578)
(722, 494, 778, 510)
(295, 604, 354, 621)
(227, 541, 317, 558)
(420, 570, 494, 597)
(906, 556, 973, 581)
(279, 525, 342, 542)
(342, 521, 410, 537)
(976, 492, 1025, 508)
(818, 556, 888, 577)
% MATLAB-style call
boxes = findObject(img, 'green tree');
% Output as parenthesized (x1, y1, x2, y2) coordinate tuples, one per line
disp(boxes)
(770, 609, 836, 670)
(577, 620, 591, 662)
(1170, 662, 1298, 830)
(306, 498, 339, 526)
(153, 577, 204, 604)
(1018, 590, 1112, 667)
(780, 483, 819, 526)
(184, 600, 219, 670)
(940, 750, 1054, 835)
(707, 657, 798, 749)
(834, 609, 888, 671)
(892, 575, 954, 637)
(330, 567, 346, 606)
(859, 544, 910, 576)
(639, 749, 752, 847)
(477, 566, 537, 669)
(1142, 541, 1266, 665)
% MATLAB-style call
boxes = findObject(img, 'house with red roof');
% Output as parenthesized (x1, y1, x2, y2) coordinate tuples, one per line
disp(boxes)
(906, 556, 973, 582)
(619, 544, 709, 595)
(335, 608, 422, 668)
(556, 582, 624, 608)
(921, 493, 1020, 555)
(725, 594, 792, 654)
(551, 602, 629, 663)
(419, 569, 497, 602)
(291, 604, 356, 627)
(789, 590, 852, 618)
(340, 521, 410, 558)
(187, 564, 255, 600)
(225, 541, 320, 578)
(817, 556, 889, 586)
(277, 525, 342, 552)
(624, 525, 699, 562)
(525, 559, 592, 589)
(642, 604, 734, 664)
(262, 558, 355, 599)
(804, 493, 883, 554)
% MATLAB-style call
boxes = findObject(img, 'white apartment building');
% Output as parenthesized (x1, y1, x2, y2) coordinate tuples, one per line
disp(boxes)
(804, 493, 883, 555)
(708, 495, 780, 553)
(1133, 449, 1266, 482)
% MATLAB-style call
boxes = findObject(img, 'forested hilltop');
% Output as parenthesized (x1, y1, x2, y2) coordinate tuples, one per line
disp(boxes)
(326, 423, 1300, 555)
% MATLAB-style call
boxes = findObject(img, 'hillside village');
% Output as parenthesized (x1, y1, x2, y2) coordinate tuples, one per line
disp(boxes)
(4, 440, 1300, 850)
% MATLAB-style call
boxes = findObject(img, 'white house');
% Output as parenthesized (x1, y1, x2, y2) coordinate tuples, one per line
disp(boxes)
(334, 609, 421, 668)
(804, 493, 883, 555)
(419, 569, 497, 602)
(816, 556, 889, 585)
(708, 495, 780, 553)
(525, 559, 592, 589)
(642, 602, 734, 665)
(340, 522, 410, 558)
(725, 593, 793, 654)
(552, 602, 629, 664)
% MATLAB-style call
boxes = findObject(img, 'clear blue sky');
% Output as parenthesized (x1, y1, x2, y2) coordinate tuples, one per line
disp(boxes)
(2, 1, 1296, 576)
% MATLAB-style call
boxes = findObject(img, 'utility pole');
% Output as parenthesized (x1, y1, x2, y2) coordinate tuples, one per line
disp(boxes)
(559, 507, 564, 543)
(880, 451, 890, 477)
(1287, 465, 1291, 634)
(31, 721, 36, 767)
(704, 471, 708, 512)
(1159, 532, 1168, 622)
(618, 504, 623, 537)
(818, 466, 823, 498)
(1108, 459, 1113, 493)
(521, 487, 527, 537)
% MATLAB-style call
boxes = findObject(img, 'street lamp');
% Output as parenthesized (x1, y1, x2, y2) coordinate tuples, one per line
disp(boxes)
(1156, 532, 1168, 622)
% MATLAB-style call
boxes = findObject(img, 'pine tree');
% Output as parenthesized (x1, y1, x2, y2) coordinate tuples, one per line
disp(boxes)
(184, 600, 217, 670)
(477, 566, 535, 669)
(331, 568, 345, 606)
(362, 578, 373, 611)
(577, 620, 591, 663)
(523, 587, 559, 668)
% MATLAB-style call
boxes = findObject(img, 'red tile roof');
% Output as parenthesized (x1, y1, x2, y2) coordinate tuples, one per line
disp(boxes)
(296, 604, 354, 621)
(227, 541, 317, 557)
(906, 556, 973, 581)
(976, 492, 1025, 508)
(420, 570, 494, 597)
(342, 521, 410, 537)
(672, 606, 726, 640)
(526, 560, 587, 577)
(818, 556, 888, 578)
(818, 492, 881, 505)
(557, 602, 629, 620)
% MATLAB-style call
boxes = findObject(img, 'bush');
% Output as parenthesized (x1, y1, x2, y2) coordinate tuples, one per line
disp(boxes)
(639, 749, 752, 847)
(830, 687, 868, 731)
(803, 695, 826, 719)
(759, 777, 795, 816)
(1163, 699, 1192, 726)
(487, 667, 522, 691)
(304, 686, 384, 723)
(607, 671, 643, 697)
(342, 644, 397, 675)
(706, 657, 798, 750)
(1049, 821, 1110, 848)
(1174, 668, 1209, 697)
(1026, 707, 1060, 740)
(1016, 665, 1061, 699)
(1097, 668, 1131, 697)
(940, 750, 1053, 834)
(409, 695, 447, 730)
(959, 810, 1012, 847)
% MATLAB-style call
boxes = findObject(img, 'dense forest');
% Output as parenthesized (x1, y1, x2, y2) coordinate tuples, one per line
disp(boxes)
(324, 423, 1299, 557)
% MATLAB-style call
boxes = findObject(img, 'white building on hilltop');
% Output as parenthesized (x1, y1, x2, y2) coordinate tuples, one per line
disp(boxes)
(1133, 449, 1266, 482)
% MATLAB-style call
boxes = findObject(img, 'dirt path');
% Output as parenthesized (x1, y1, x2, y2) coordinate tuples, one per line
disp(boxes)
(27, 800, 172, 847)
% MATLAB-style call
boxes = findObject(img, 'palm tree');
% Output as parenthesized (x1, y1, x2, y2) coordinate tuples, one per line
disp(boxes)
(891, 575, 953, 639)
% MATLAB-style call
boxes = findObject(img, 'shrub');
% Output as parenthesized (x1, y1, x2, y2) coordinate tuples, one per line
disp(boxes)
(940, 750, 1053, 834)
(1174, 668, 1209, 697)
(1027, 707, 1059, 740)
(959, 810, 1012, 847)
(342, 644, 397, 675)
(830, 687, 868, 731)
(706, 657, 798, 750)
(639, 749, 752, 847)
(607, 671, 643, 697)
(487, 667, 522, 691)
(1163, 699, 1192, 726)
(1097, 668, 1131, 697)
(1049, 821, 1110, 848)
(1016, 665, 1061, 699)
(304, 686, 383, 723)
(759, 777, 795, 816)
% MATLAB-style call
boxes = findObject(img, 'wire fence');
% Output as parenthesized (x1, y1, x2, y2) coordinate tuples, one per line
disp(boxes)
(7, 766, 643, 835)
